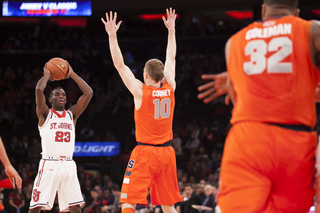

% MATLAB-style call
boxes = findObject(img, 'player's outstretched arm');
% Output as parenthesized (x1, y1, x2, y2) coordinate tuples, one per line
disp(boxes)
(197, 37, 235, 106)
(310, 21, 320, 103)
(197, 72, 229, 104)
(35, 64, 51, 126)
(101, 11, 142, 98)
(162, 8, 177, 91)
(66, 61, 93, 123)
(0, 137, 22, 189)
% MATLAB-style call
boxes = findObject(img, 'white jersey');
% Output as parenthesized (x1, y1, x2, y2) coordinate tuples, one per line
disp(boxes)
(39, 108, 75, 157)
(30, 108, 84, 212)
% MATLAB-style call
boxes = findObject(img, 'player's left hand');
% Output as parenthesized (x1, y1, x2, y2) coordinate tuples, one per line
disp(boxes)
(162, 8, 176, 30)
(101, 11, 122, 35)
(5, 165, 22, 189)
(43, 63, 53, 81)
(198, 72, 228, 104)
(64, 60, 74, 79)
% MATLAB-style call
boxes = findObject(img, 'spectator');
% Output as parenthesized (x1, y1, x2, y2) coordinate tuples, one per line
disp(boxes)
(27, 139, 41, 165)
(185, 132, 200, 155)
(192, 184, 216, 213)
(83, 186, 101, 213)
(101, 184, 121, 213)
(172, 133, 183, 156)
(8, 188, 25, 213)
(23, 183, 33, 210)
(82, 179, 93, 208)
(177, 184, 201, 213)
(0, 187, 4, 207)
(101, 188, 114, 207)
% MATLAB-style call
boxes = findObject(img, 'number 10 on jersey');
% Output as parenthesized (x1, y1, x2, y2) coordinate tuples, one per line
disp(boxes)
(153, 98, 171, 119)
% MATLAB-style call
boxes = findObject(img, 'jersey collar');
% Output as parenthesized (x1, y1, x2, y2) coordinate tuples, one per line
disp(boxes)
(50, 108, 66, 118)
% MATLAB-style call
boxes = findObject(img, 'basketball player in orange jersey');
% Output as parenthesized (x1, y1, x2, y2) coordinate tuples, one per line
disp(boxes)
(198, 0, 320, 212)
(0, 137, 22, 189)
(101, 8, 182, 213)
(28, 62, 93, 213)
(0, 137, 22, 211)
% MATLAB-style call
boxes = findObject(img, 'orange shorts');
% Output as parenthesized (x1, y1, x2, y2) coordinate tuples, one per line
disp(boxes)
(119, 144, 182, 205)
(217, 121, 316, 213)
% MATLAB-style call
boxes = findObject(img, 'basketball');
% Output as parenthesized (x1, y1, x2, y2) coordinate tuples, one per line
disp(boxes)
(47, 57, 69, 80)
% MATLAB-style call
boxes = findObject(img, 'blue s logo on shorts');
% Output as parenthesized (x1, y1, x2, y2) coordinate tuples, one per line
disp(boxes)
(128, 160, 135, 169)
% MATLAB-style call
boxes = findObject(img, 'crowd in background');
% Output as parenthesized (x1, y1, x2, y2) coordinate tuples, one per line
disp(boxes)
(0, 13, 320, 213)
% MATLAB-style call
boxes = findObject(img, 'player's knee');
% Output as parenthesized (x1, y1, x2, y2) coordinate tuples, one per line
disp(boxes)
(161, 205, 176, 213)
(28, 207, 41, 213)
(69, 205, 81, 213)
(122, 203, 136, 213)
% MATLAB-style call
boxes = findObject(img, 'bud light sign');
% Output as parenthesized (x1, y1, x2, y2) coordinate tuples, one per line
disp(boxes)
(74, 142, 120, 157)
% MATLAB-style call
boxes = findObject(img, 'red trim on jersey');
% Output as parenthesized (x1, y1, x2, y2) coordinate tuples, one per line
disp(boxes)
(37, 160, 46, 187)
(50, 108, 66, 118)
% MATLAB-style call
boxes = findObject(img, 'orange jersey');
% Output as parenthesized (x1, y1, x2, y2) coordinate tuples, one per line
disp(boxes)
(228, 15, 319, 127)
(135, 83, 175, 145)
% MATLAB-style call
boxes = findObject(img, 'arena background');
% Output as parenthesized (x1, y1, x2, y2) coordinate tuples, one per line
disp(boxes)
(0, 0, 320, 212)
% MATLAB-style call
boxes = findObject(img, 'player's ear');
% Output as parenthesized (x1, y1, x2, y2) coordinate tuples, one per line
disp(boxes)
(294, 8, 300, 17)
(261, 4, 266, 19)
(49, 97, 52, 104)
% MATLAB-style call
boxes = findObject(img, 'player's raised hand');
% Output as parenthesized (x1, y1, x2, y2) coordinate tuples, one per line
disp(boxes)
(198, 72, 228, 104)
(43, 63, 53, 81)
(162, 7, 176, 30)
(101, 11, 122, 35)
(64, 60, 74, 79)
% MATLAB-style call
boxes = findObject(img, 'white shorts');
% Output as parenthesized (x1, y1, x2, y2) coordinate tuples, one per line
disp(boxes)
(29, 158, 84, 212)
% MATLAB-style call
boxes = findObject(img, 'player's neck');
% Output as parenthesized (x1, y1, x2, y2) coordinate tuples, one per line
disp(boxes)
(263, 8, 293, 20)
(146, 80, 161, 88)
(52, 107, 65, 112)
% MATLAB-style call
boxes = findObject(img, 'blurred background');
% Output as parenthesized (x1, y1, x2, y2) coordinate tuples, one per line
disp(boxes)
(0, 0, 319, 212)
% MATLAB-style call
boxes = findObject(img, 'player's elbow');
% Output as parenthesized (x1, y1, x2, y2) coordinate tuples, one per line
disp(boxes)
(87, 88, 94, 98)
(35, 84, 44, 93)
(113, 61, 125, 70)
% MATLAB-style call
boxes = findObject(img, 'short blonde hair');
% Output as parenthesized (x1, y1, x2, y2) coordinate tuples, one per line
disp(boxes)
(144, 59, 164, 82)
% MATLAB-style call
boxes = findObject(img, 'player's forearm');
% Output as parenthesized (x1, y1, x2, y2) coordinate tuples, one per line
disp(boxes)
(166, 29, 176, 61)
(0, 138, 12, 168)
(69, 72, 93, 96)
(109, 33, 125, 69)
(165, 29, 176, 77)
(35, 73, 51, 92)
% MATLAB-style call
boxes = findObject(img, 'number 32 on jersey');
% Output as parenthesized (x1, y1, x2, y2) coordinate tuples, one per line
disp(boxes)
(243, 36, 293, 75)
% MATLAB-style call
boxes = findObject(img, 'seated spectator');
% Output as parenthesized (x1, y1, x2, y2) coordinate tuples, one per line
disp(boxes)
(101, 188, 114, 207)
(172, 133, 183, 156)
(83, 186, 101, 213)
(82, 179, 93, 208)
(27, 138, 41, 165)
(176, 184, 201, 213)
(192, 184, 216, 213)
(101, 184, 121, 213)
(8, 188, 25, 213)
(195, 183, 205, 202)
(23, 183, 33, 210)
(0, 188, 4, 208)
(185, 132, 200, 155)
(21, 172, 33, 189)
(135, 203, 148, 213)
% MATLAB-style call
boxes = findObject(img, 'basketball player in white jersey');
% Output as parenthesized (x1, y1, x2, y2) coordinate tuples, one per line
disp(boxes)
(29, 61, 93, 213)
